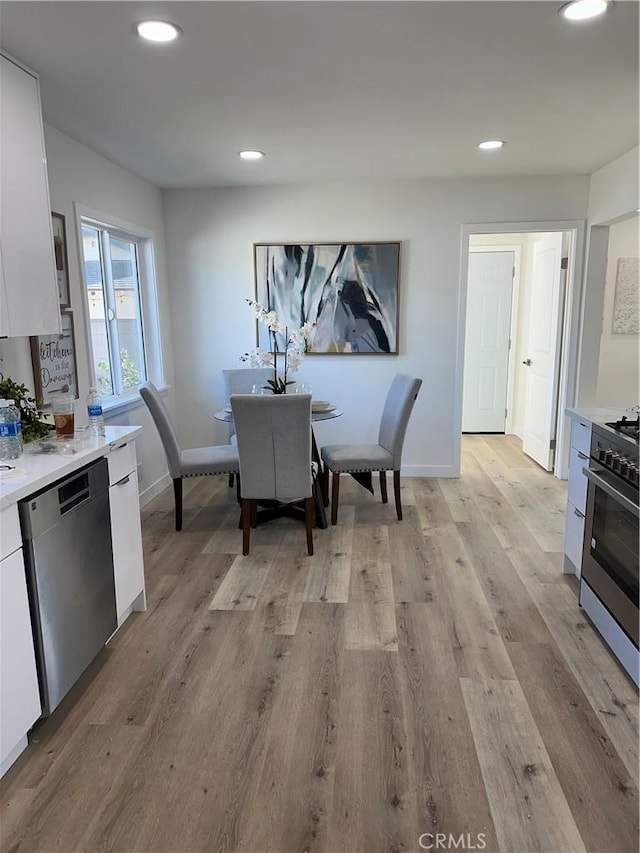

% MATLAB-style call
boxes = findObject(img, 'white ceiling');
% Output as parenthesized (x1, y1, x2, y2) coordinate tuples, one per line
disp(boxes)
(0, 1, 638, 189)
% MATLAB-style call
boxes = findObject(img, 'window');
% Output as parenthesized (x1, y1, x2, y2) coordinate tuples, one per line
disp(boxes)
(78, 208, 161, 403)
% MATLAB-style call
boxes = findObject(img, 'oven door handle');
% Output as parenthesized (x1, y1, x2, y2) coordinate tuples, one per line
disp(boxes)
(584, 467, 640, 519)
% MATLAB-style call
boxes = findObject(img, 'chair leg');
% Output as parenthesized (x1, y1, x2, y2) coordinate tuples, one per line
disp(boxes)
(228, 472, 235, 487)
(173, 478, 183, 531)
(305, 497, 314, 555)
(379, 470, 388, 503)
(242, 498, 251, 555)
(393, 470, 402, 521)
(236, 473, 241, 504)
(320, 464, 330, 507)
(331, 472, 340, 525)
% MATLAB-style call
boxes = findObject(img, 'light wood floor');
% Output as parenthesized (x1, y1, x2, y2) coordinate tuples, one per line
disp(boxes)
(1, 435, 638, 853)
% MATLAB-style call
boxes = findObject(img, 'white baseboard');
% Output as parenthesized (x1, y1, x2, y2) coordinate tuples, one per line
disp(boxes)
(401, 464, 458, 478)
(139, 472, 171, 507)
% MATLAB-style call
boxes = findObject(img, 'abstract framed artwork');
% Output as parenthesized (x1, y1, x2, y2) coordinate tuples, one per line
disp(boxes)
(253, 242, 400, 354)
(612, 257, 639, 334)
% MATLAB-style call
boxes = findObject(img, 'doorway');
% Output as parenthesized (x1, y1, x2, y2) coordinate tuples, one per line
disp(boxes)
(458, 221, 584, 477)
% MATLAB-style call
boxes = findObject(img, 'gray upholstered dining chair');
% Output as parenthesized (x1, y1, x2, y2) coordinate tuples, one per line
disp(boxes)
(222, 368, 273, 432)
(221, 368, 273, 486)
(231, 393, 314, 556)
(320, 373, 422, 525)
(139, 382, 239, 531)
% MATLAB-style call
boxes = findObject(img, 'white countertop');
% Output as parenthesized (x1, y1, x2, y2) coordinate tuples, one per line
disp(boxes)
(565, 406, 632, 426)
(0, 426, 142, 509)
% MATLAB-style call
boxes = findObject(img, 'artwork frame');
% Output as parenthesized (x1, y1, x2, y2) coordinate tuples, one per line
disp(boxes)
(30, 310, 79, 405)
(612, 257, 639, 335)
(253, 242, 401, 354)
(51, 211, 71, 308)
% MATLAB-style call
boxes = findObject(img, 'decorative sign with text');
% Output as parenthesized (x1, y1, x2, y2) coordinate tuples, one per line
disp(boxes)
(30, 310, 78, 404)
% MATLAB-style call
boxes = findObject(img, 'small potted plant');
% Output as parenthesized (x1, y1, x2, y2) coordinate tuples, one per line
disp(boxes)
(0, 376, 54, 442)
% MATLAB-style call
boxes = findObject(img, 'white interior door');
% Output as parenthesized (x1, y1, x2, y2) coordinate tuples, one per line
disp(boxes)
(522, 232, 564, 470)
(462, 251, 514, 432)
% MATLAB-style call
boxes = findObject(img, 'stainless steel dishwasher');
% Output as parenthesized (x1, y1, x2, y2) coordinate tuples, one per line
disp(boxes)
(19, 457, 117, 716)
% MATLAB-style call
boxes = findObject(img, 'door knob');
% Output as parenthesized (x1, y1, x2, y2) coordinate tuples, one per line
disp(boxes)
(522, 358, 532, 366)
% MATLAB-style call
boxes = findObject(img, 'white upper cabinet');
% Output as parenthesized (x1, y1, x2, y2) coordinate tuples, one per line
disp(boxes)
(0, 53, 60, 337)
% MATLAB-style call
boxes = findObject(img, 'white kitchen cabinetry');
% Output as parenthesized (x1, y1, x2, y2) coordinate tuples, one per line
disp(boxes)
(108, 443, 146, 624)
(563, 418, 591, 576)
(0, 427, 144, 779)
(0, 506, 41, 776)
(0, 53, 60, 337)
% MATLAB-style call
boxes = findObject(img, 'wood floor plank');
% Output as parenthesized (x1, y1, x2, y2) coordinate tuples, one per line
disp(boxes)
(209, 546, 282, 611)
(303, 506, 354, 604)
(93, 622, 290, 853)
(252, 532, 312, 635)
(411, 477, 457, 536)
(429, 533, 517, 680)
(0, 787, 35, 850)
(460, 677, 587, 853)
(395, 602, 499, 848)
(345, 525, 397, 651)
(505, 546, 569, 585)
(456, 522, 554, 644)
(507, 641, 639, 853)
(326, 650, 419, 853)
(528, 581, 639, 780)
(387, 506, 438, 604)
(439, 459, 486, 522)
(234, 603, 345, 853)
(2, 723, 146, 853)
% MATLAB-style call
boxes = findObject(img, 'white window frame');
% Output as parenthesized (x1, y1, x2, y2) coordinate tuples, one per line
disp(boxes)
(74, 203, 164, 411)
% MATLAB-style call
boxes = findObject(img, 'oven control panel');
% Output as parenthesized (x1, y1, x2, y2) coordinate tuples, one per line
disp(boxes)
(594, 442, 639, 488)
(597, 448, 639, 486)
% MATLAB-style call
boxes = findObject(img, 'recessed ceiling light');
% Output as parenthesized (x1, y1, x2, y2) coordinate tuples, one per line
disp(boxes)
(136, 20, 182, 42)
(239, 150, 265, 161)
(477, 140, 506, 151)
(559, 0, 609, 21)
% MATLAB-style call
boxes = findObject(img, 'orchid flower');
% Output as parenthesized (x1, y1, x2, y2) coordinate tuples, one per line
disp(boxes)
(242, 299, 315, 392)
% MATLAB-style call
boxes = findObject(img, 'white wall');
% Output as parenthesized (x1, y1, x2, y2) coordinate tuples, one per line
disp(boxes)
(595, 215, 640, 406)
(163, 176, 589, 476)
(577, 147, 640, 405)
(0, 126, 176, 502)
(588, 147, 639, 227)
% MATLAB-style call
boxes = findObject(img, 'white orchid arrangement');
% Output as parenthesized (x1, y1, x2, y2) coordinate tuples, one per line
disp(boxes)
(241, 299, 314, 394)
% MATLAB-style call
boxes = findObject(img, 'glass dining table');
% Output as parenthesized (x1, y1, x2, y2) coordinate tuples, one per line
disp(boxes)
(214, 402, 342, 528)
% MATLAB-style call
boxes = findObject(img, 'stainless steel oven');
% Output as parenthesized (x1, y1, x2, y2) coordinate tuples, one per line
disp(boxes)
(580, 420, 639, 687)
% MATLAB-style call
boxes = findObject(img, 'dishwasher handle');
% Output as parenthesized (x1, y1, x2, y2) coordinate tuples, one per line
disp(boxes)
(58, 470, 91, 515)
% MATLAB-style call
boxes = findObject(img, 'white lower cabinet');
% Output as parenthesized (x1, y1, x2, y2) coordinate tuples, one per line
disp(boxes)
(0, 542, 41, 775)
(108, 444, 146, 624)
(563, 418, 592, 576)
(564, 502, 586, 577)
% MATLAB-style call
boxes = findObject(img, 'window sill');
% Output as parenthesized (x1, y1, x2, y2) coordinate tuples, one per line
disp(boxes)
(103, 384, 170, 418)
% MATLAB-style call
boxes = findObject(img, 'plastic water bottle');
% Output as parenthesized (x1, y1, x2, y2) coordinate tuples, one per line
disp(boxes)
(86, 387, 105, 436)
(0, 399, 23, 460)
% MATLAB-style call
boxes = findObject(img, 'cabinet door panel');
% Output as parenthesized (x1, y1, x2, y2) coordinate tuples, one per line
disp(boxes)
(0, 549, 41, 767)
(564, 501, 585, 577)
(570, 419, 591, 457)
(0, 55, 59, 336)
(567, 447, 589, 514)
(109, 470, 145, 623)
